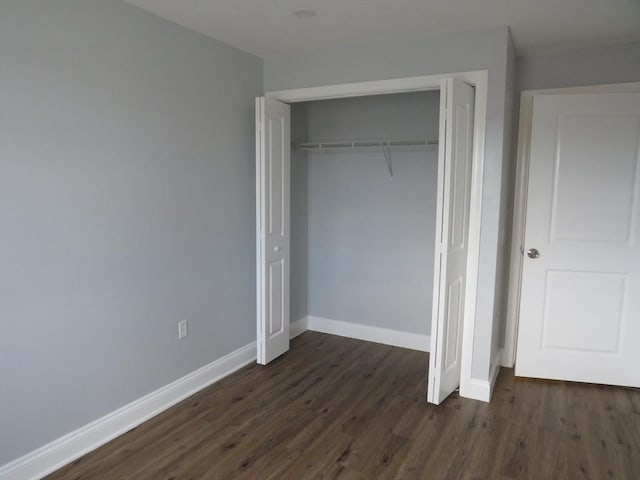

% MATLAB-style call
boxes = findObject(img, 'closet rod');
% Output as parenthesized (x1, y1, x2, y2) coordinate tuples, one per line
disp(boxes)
(293, 139, 438, 151)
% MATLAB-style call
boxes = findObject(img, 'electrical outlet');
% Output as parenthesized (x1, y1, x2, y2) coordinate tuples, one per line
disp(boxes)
(178, 320, 188, 340)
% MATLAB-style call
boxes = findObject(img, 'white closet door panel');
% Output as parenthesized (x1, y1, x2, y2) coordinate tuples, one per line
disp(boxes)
(428, 78, 475, 404)
(256, 97, 291, 365)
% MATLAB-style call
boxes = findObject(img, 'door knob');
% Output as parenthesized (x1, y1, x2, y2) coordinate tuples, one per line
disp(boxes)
(274, 246, 281, 252)
(527, 248, 540, 259)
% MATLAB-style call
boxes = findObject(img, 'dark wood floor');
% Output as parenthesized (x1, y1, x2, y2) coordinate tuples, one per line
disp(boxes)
(47, 332, 640, 480)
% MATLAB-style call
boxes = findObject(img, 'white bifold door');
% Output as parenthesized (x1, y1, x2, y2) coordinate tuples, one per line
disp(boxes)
(256, 97, 291, 365)
(256, 84, 477, 397)
(516, 92, 640, 387)
(427, 78, 476, 404)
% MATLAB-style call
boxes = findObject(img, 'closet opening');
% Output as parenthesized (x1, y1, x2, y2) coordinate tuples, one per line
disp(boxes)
(290, 91, 439, 368)
(256, 75, 484, 404)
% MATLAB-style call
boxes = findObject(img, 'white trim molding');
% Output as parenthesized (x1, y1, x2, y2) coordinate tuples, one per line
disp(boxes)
(304, 316, 430, 352)
(504, 81, 640, 370)
(0, 343, 257, 480)
(462, 348, 504, 403)
(289, 317, 309, 339)
(464, 378, 493, 403)
(490, 349, 504, 392)
(267, 73, 449, 103)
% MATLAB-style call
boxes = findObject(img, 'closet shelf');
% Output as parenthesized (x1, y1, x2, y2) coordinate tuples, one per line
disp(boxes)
(292, 139, 438, 151)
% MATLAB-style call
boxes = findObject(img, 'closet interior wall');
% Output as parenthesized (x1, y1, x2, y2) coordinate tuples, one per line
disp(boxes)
(290, 91, 440, 336)
(290, 103, 309, 325)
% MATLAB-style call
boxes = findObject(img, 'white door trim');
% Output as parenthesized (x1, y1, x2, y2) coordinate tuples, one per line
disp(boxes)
(265, 70, 488, 401)
(503, 81, 640, 368)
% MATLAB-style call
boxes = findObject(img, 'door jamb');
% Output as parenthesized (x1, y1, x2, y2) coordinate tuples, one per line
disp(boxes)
(265, 70, 488, 401)
(503, 81, 640, 368)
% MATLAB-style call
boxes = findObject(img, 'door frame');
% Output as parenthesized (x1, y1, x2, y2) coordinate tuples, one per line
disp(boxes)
(503, 81, 640, 368)
(265, 70, 488, 401)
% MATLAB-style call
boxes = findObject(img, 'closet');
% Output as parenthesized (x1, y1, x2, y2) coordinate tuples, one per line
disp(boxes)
(290, 92, 440, 349)
(256, 78, 476, 404)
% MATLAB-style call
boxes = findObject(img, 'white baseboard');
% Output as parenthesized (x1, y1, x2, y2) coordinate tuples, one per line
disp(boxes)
(500, 347, 514, 368)
(488, 349, 503, 399)
(461, 378, 491, 402)
(460, 348, 503, 403)
(305, 316, 430, 352)
(289, 317, 309, 339)
(0, 342, 257, 480)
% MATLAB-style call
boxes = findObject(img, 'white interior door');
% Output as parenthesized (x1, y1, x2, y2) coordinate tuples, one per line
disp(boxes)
(516, 92, 640, 387)
(427, 78, 475, 404)
(256, 97, 291, 365)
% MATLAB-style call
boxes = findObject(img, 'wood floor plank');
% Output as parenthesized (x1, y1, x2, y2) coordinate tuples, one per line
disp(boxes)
(46, 331, 640, 480)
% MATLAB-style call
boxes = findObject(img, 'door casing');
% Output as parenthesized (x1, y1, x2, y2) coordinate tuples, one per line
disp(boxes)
(264, 71, 490, 402)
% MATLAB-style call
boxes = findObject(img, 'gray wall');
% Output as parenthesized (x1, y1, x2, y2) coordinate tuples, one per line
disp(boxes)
(303, 92, 439, 335)
(0, 0, 261, 465)
(290, 104, 308, 324)
(493, 35, 518, 361)
(264, 27, 513, 382)
(516, 41, 640, 92)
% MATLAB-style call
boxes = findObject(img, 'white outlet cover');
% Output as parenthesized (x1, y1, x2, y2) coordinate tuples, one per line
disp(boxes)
(178, 320, 188, 339)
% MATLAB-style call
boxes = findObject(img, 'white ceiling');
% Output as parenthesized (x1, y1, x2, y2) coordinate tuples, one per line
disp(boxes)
(123, 0, 640, 57)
